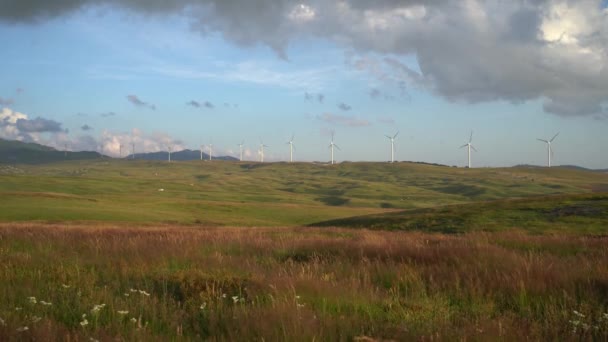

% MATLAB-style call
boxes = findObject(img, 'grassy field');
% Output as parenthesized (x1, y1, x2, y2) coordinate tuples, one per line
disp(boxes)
(1, 159, 607, 226)
(0, 224, 607, 341)
(0, 160, 607, 340)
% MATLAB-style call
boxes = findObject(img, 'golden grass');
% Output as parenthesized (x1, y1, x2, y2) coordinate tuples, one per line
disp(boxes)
(0, 223, 607, 341)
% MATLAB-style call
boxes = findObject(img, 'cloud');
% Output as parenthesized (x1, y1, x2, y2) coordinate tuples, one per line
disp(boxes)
(304, 92, 314, 101)
(16, 88, 24, 94)
(1, 1, 607, 116)
(0, 107, 73, 149)
(81, 124, 93, 131)
(204, 101, 214, 109)
(100, 111, 116, 117)
(126, 95, 155, 110)
(317, 94, 325, 103)
(186, 100, 201, 108)
(99, 128, 185, 157)
(16, 117, 64, 133)
(338, 103, 352, 111)
(317, 113, 371, 127)
(0, 97, 14, 106)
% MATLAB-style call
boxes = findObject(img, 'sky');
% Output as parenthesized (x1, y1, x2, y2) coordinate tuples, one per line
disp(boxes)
(0, 0, 607, 168)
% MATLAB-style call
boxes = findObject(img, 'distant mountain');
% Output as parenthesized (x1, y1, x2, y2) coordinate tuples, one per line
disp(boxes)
(127, 149, 238, 161)
(0, 138, 103, 164)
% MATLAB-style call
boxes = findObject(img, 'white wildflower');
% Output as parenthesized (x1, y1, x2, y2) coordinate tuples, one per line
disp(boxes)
(15, 307, 22, 311)
(139, 290, 150, 296)
(117, 310, 129, 315)
(297, 303, 305, 308)
(31, 316, 42, 323)
(130, 288, 137, 293)
(28, 297, 37, 304)
(62, 284, 71, 289)
(222, 293, 226, 298)
(130, 317, 137, 323)
(573, 310, 585, 318)
(124, 293, 130, 297)
(89, 338, 99, 342)
(91, 304, 106, 314)
(40, 301, 52, 306)
(232, 296, 239, 303)
(200, 302, 207, 310)
(80, 318, 89, 327)
(0, 317, 5, 326)
(16, 326, 29, 332)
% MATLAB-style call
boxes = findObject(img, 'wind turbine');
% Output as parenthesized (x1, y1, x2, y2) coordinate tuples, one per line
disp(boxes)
(329, 131, 340, 165)
(64, 143, 68, 158)
(208, 144, 213, 161)
(459, 131, 477, 168)
(259, 140, 269, 162)
(200, 144, 204, 161)
(167, 145, 172, 162)
(119, 143, 123, 159)
(131, 141, 135, 159)
(385, 131, 399, 163)
(238, 141, 245, 161)
(537, 132, 559, 167)
(286, 134, 295, 163)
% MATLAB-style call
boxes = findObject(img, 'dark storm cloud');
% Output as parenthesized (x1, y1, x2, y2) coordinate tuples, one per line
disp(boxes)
(81, 124, 93, 131)
(1, 0, 606, 116)
(127, 95, 155, 110)
(16, 117, 63, 133)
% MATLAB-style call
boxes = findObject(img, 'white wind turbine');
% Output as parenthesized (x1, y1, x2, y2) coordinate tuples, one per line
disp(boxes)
(259, 140, 269, 162)
(208, 144, 213, 161)
(329, 131, 340, 165)
(131, 141, 135, 159)
(167, 145, 172, 162)
(459, 130, 477, 168)
(537, 132, 559, 167)
(119, 143, 123, 159)
(200, 144, 204, 161)
(238, 141, 245, 161)
(286, 134, 295, 163)
(385, 131, 399, 163)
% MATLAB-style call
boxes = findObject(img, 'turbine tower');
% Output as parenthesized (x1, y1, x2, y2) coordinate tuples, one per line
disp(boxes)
(459, 131, 477, 168)
(167, 145, 172, 162)
(119, 143, 123, 159)
(537, 132, 559, 167)
(259, 141, 269, 162)
(287, 134, 295, 163)
(329, 131, 340, 165)
(200, 144, 204, 161)
(131, 141, 135, 159)
(238, 141, 245, 162)
(385, 131, 399, 163)
(64, 143, 68, 158)
(208, 144, 213, 161)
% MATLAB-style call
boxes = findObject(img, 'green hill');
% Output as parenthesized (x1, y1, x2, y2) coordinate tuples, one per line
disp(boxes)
(0, 138, 103, 164)
(0, 159, 607, 227)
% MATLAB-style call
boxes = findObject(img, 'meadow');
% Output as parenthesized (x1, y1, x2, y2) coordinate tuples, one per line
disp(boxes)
(0, 160, 607, 340)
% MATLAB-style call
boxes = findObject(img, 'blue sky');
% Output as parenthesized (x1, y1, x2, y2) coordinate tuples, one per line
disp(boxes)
(0, 1, 607, 168)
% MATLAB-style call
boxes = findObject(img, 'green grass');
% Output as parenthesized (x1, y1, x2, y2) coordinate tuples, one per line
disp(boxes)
(313, 193, 608, 235)
(1, 160, 606, 226)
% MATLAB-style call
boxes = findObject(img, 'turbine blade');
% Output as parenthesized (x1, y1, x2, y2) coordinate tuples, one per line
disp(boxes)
(550, 132, 559, 142)
(385, 135, 391, 139)
(459, 144, 468, 148)
(335, 144, 341, 151)
(537, 138, 548, 143)
(393, 131, 399, 139)
(469, 130, 473, 143)
(471, 145, 478, 152)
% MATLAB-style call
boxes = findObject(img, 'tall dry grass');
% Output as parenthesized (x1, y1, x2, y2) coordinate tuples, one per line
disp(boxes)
(0, 223, 607, 341)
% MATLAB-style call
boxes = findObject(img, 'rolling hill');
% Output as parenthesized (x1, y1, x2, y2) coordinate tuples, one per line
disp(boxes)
(0, 138, 103, 164)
